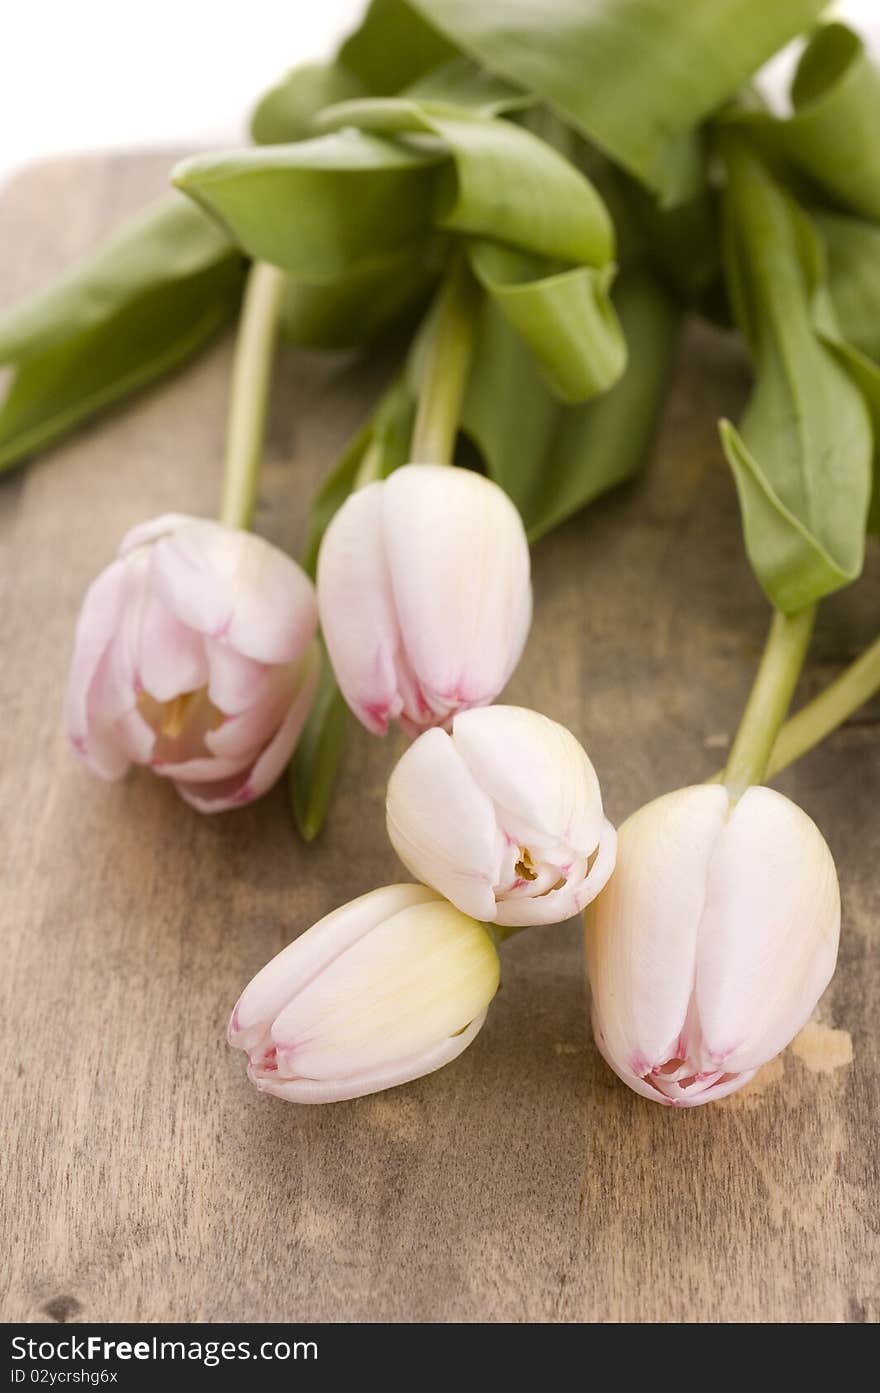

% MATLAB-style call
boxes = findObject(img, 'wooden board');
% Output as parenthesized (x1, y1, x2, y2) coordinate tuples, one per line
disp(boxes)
(1, 153, 878, 1325)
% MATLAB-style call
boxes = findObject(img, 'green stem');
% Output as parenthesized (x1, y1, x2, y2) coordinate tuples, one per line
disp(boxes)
(218, 262, 286, 530)
(765, 633, 880, 778)
(409, 254, 481, 466)
(723, 605, 816, 797)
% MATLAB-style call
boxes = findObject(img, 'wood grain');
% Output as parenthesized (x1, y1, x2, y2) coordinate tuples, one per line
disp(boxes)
(1, 154, 878, 1325)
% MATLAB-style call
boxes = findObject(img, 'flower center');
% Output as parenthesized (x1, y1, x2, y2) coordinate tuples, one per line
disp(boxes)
(137, 686, 224, 763)
(497, 844, 570, 901)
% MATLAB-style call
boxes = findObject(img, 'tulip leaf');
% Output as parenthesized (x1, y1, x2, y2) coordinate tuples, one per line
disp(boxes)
(337, 0, 458, 95)
(466, 242, 626, 403)
(176, 99, 621, 400)
(280, 238, 448, 350)
(316, 98, 614, 267)
(404, 57, 530, 117)
(719, 137, 872, 612)
(733, 24, 880, 221)
(813, 209, 880, 364)
(406, 0, 827, 201)
(173, 131, 444, 283)
(289, 643, 352, 843)
(252, 0, 461, 146)
(462, 266, 680, 539)
(251, 62, 368, 145)
(0, 196, 243, 475)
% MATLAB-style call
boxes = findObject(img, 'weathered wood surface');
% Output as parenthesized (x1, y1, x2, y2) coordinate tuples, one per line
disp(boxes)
(1, 154, 878, 1325)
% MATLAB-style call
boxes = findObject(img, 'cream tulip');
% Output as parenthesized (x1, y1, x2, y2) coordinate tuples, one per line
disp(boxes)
(586, 784, 840, 1106)
(228, 884, 501, 1103)
(316, 464, 532, 737)
(386, 705, 617, 926)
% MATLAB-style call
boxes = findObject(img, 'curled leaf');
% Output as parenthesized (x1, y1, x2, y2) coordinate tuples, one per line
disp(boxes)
(466, 241, 625, 403)
(738, 23, 880, 220)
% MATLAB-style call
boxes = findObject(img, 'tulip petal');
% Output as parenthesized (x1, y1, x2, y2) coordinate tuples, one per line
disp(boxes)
(585, 784, 729, 1079)
(452, 705, 605, 856)
(118, 512, 200, 556)
(386, 727, 501, 920)
(137, 594, 209, 703)
(149, 519, 318, 664)
(271, 900, 500, 1081)
(382, 466, 532, 713)
(204, 666, 297, 761)
(317, 482, 403, 735)
(174, 644, 319, 812)
(249, 1010, 488, 1103)
(229, 884, 440, 1054)
(204, 638, 274, 715)
(695, 786, 840, 1073)
(64, 558, 135, 779)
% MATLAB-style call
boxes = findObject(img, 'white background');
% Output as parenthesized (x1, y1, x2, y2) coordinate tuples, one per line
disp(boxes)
(0, 0, 877, 191)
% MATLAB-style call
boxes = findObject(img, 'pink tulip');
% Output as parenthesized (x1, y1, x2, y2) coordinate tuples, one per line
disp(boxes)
(586, 784, 840, 1106)
(229, 884, 501, 1103)
(317, 464, 532, 737)
(64, 513, 318, 812)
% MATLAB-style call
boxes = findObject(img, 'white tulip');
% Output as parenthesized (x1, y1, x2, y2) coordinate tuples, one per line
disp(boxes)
(228, 884, 500, 1103)
(586, 784, 840, 1106)
(317, 464, 532, 737)
(386, 705, 617, 926)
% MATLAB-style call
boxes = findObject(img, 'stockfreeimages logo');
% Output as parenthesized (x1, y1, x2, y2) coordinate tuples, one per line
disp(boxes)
(10, 1335, 317, 1371)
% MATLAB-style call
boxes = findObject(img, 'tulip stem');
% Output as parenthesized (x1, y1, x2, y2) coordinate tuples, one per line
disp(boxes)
(763, 633, 880, 778)
(723, 605, 816, 797)
(219, 261, 286, 531)
(409, 254, 481, 466)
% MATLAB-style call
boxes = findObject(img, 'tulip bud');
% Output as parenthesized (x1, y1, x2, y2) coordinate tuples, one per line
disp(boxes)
(228, 884, 500, 1102)
(64, 513, 319, 812)
(386, 705, 617, 926)
(586, 784, 840, 1106)
(316, 464, 532, 737)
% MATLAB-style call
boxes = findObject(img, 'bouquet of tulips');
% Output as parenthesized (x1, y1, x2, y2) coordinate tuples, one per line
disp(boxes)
(3, 0, 878, 1110)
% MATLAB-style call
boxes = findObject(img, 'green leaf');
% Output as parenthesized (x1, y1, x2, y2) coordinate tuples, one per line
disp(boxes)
(466, 241, 625, 402)
(406, 0, 827, 201)
(813, 209, 880, 363)
(280, 239, 447, 349)
(173, 131, 443, 281)
(0, 196, 243, 474)
(404, 56, 530, 116)
(177, 99, 620, 399)
(251, 0, 460, 146)
(289, 643, 352, 843)
(316, 98, 615, 266)
(737, 24, 880, 221)
(338, 0, 458, 94)
(251, 61, 367, 144)
(719, 137, 872, 611)
(463, 266, 680, 539)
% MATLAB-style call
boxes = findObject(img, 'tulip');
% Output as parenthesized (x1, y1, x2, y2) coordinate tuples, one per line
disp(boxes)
(65, 513, 319, 812)
(316, 464, 532, 737)
(386, 705, 617, 926)
(228, 884, 500, 1102)
(586, 783, 840, 1106)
